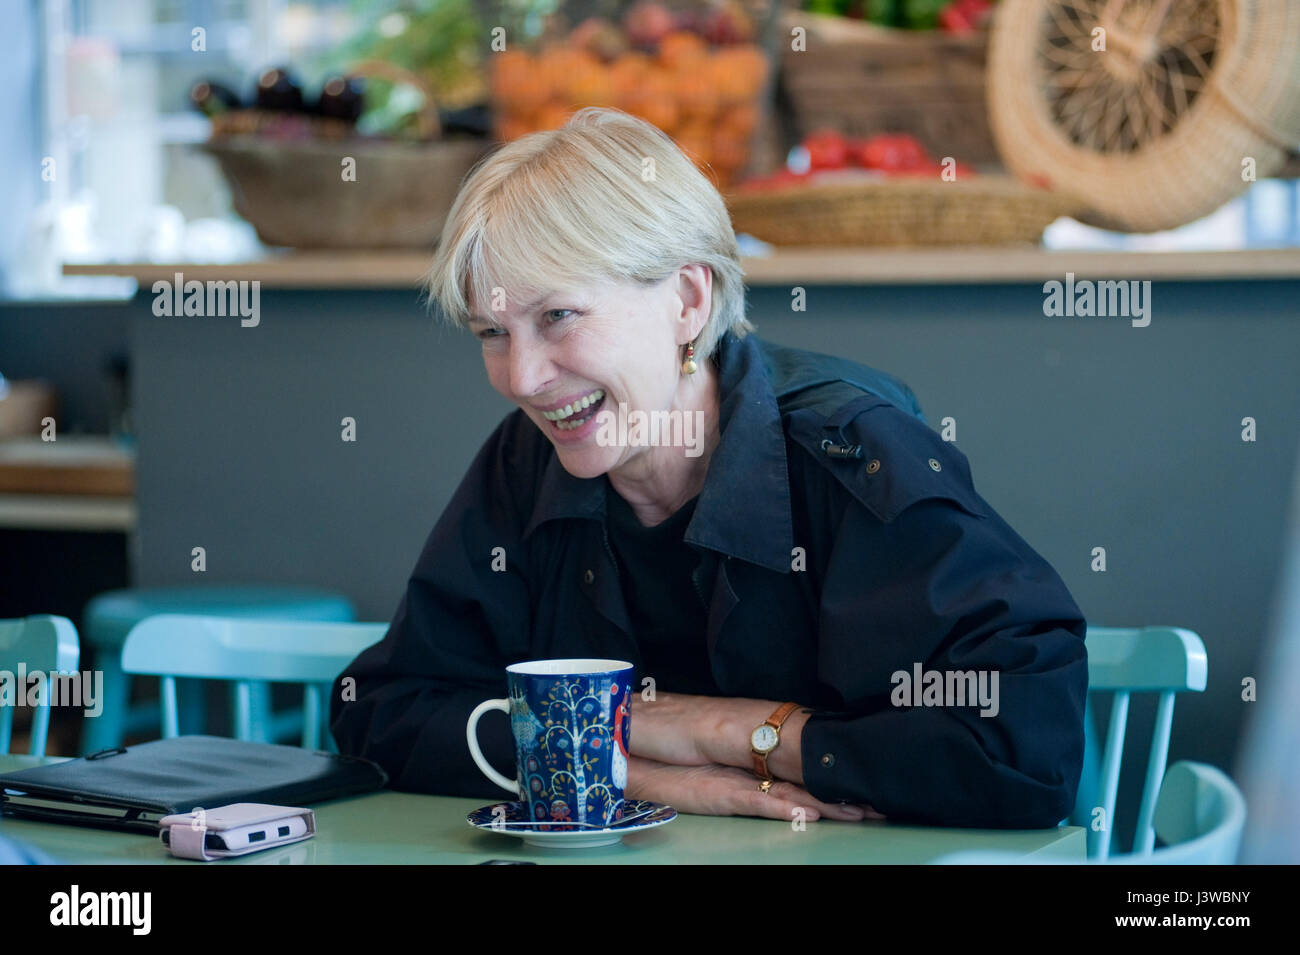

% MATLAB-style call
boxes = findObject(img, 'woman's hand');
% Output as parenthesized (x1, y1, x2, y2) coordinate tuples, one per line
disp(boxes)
(626, 691, 716, 766)
(625, 755, 884, 823)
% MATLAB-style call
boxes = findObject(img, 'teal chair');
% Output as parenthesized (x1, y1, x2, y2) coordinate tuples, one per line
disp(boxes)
(933, 760, 1246, 864)
(0, 615, 79, 756)
(80, 585, 356, 754)
(1072, 626, 1208, 859)
(121, 615, 385, 748)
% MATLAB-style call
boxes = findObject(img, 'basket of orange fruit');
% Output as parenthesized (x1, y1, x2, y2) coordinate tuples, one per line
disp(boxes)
(488, 1, 778, 188)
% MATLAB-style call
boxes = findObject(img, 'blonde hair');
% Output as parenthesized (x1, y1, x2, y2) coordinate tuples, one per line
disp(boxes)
(422, 107, 753, 362)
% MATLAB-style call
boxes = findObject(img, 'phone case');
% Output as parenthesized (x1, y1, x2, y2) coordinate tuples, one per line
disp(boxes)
(158, 802, 316, 861)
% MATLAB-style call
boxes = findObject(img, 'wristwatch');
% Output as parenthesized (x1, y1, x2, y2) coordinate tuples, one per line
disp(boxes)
(750, 701, 801, 792)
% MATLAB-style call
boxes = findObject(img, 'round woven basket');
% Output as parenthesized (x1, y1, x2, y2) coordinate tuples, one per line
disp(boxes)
(202, 60, 491, 249)
(987, 0, 1300, 233)
(724, 175, 1083, 246)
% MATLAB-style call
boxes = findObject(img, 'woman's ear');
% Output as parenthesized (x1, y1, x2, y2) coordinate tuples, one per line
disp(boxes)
(675, 264, 713, 342)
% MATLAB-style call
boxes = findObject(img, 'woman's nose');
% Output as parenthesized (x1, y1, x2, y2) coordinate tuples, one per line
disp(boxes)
(507, 340, 553, 400)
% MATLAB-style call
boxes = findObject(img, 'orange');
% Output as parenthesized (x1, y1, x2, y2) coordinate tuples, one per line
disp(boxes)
(672, 68, 719, 122)
(534, 47, 589, 106)
(495, 114, 533, 142)
(610, 52, 651, 108)
(565, 58, 615, 107)
(675, 123, 713, 166)
(657, 30, 708, 71)
(625, 89, 680, 134)
(626, 68, 679, 132)
(490, 49, 548, 114)
(719, 103, 759, 138)
(535, 102, 575, 131)
(707, 51, 752, 106)
(727, 45, 769, 100)
(710, 128, 749, 174)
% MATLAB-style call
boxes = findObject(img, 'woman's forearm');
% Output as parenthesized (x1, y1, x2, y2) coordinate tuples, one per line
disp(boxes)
(630, 691, 811, 786)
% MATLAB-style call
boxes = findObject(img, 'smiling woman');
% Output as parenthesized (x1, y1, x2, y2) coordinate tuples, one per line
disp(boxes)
(331, 107, 1089, 832)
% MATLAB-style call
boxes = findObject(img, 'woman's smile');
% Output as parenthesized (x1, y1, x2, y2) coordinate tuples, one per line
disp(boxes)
(545, 390, 607, 437)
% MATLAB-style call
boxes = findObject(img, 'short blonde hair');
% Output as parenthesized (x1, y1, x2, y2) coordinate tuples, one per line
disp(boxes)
(423, 107, 753, 362)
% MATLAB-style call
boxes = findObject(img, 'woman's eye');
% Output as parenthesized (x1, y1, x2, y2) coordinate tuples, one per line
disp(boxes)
(546, 309, 575, 323)
(476, 327, 503, 340)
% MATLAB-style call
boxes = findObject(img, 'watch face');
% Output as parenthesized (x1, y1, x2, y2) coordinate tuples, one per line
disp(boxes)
(751, 724, 779, 752)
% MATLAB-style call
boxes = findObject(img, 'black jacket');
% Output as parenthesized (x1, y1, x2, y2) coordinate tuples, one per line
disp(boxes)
(331, 330, 1088, 828)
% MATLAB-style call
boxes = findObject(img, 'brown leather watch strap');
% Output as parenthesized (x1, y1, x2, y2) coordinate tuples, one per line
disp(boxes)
(751, 701, 803, 780)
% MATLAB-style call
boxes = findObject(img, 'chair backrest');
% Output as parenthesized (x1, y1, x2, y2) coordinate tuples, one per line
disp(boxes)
(1074, 626, 1208, 859)
(933, 760, 1246, 865)
(0, 615, 80, 756)
(121, 615, 385, 748)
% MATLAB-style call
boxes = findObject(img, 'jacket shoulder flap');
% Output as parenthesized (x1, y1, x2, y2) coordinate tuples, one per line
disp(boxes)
(785, 389, 989, 525)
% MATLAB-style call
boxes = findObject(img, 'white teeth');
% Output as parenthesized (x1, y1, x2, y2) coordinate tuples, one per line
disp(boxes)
(543, 389, 604, 421)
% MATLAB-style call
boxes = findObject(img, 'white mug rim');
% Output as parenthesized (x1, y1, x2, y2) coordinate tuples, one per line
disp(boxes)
(506, 658, 633, 676)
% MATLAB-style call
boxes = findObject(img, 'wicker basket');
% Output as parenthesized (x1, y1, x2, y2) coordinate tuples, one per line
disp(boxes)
(724, 174, 1082, 246)
(202, 61, 491, 249)
(987, 0, 1300, 233)
(779, 11, 999, 165)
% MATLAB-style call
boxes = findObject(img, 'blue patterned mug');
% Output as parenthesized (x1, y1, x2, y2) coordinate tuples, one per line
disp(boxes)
(467, 658, 634, 829)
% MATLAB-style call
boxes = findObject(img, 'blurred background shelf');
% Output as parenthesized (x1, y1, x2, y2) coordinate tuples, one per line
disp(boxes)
(62, 247, 1300, 289)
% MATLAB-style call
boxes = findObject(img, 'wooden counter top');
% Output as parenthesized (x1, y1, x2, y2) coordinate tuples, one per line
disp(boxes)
(0, 436, 135, 496)
(63, 247, 1300, 289)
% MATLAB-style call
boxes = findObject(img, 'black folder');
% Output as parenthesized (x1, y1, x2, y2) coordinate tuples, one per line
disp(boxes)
(0, 735, 389, 833)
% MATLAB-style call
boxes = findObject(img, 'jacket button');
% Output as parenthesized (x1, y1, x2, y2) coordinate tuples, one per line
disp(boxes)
(865, 459, 881, 475)
(821, 753, 835, 767)
(583, 569, 594, 584)
(929, 458, 942, 471)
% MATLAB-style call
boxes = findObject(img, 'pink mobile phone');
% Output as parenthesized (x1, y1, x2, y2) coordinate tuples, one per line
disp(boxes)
(158, 803, 315, 860)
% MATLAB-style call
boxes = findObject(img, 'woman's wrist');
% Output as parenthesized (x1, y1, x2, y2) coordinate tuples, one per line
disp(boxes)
(699, 698, 808, 781)
(696, 701, 795, 779)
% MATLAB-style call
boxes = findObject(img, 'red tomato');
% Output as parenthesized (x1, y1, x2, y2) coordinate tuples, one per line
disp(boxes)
(802, 129, 850, 170)
(858, 134, 904, 171)
(855, 134, 928, 172)
(891, 134, 930, 170)
(939, 5, 975, 34)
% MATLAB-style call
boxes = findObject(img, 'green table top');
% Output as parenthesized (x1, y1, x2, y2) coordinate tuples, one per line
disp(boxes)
(0, 755, 1085, 864)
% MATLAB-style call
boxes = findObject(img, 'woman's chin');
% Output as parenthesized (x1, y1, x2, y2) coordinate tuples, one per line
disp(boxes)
(552, 444, 619, 481)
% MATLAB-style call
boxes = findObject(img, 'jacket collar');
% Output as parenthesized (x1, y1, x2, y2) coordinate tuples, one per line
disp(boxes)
(521, 330, 795, 573)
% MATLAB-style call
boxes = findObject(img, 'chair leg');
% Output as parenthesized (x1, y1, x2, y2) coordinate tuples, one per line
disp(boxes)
(302, 684, 321, 749)
(161, 676, 180, 738)
(81, 651, 130, 755)
(234, 681, 253, 741)
(0, 678, 12, 754)
(177, 677, 207, 735)
(29, 700, 51, 757)
(245, 680, 274, 743)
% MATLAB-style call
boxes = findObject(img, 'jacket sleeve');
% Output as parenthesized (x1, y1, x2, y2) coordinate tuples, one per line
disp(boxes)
(329, 414, 535, 798)
(797, 409, 1088, 829)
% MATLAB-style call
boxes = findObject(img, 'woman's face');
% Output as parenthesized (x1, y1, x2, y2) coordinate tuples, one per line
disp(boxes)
(468, 267, 710, 480)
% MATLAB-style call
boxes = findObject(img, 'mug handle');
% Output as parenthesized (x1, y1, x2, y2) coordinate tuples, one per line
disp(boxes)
(466, 698, 518, 795)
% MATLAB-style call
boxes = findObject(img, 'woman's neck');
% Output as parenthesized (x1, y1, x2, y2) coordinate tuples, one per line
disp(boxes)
(606, 357, 721, 527)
